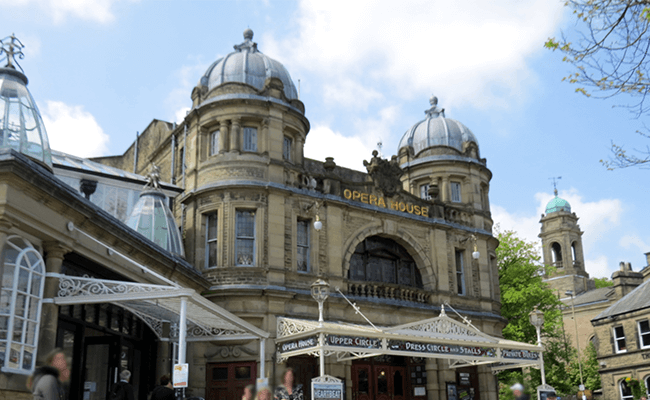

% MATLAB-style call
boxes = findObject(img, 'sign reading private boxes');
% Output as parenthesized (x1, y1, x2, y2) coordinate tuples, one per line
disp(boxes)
(311, 378, 343, 400)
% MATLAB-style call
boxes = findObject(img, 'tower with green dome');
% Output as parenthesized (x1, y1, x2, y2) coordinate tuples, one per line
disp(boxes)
(539, 187, 594, 295)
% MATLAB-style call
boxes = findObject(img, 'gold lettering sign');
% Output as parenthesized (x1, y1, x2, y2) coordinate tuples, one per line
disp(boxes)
(343, 189, 428, 217)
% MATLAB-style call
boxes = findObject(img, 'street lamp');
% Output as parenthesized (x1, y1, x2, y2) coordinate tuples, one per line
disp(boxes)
(311, 279, 330, 377)
(471, 234, 480, 260)
(566, 290, 586, 400)
(314, 215, 323, 231)
(529, 306, 546, 386)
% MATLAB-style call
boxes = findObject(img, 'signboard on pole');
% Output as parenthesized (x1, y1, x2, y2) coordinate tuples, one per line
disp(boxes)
(173, 363, 189, 388)
(311, 376, 343, 400)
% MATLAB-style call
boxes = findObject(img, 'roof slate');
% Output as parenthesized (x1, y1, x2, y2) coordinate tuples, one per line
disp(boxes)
(593, 279, 650, 321)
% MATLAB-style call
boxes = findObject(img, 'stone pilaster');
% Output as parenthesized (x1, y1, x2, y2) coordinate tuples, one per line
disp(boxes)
(296, 137, 304, 165)
(37, 242, 71, 364)
(230, 118, 241, 153)
(219, 120, 229, 153)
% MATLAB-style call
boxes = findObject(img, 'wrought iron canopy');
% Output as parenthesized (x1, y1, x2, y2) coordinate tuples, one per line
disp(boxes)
(276, 306, 542, 372)
(48, 273, 269, 341)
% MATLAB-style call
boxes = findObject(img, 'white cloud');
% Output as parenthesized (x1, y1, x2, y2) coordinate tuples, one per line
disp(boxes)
(585, 255, 610, 279)
(619, 234, 650, 253)
(165, 60, 211, 124)
(265, 0, 565, 111)
(304, 125, 375, 171)
(0, 0, 121, 24)
(42, 101, 110, 157)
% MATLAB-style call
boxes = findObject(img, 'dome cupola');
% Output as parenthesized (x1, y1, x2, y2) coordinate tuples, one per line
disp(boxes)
(398, 96, 478, 161)
(545, 189, 571, 214)
(0, 34, 52, 168)
(126, 166, 185, 257)
(198, 29, 298, 102)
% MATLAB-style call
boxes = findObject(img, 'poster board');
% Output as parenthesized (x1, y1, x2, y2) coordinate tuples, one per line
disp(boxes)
(311, 376, 343, 400)
(173, 363, 189, 388)
(447, 383, 458, 400)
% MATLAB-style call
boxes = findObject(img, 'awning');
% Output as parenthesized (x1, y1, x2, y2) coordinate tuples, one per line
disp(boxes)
(47, 273, 269, 341)
(276, 306, 542, 372)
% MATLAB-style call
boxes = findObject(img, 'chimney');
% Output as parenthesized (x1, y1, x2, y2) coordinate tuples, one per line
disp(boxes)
(611, 261, 643, 299)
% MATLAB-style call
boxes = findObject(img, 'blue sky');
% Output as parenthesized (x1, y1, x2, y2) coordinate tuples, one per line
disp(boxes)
(2, 0, 649, 279)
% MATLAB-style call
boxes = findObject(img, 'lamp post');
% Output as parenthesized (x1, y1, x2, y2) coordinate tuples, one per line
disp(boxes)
(311, 279, 330, 377)
(529, 306, 546, 386)
(566, 290, 586, 400)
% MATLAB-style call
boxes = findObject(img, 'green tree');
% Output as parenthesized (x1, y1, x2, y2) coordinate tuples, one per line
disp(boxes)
(545, 0, 650, 169)
(496, 229, 574, 396)
(594, 277, 614, 288)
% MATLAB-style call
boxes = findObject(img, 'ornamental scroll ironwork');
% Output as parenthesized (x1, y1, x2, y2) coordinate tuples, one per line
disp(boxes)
(277, 317, 319, 338)
(170, 322, 250, 340)
(57, 275, 178, 298)
(0, 34, 25, 72)
(403, 319, 478, 338)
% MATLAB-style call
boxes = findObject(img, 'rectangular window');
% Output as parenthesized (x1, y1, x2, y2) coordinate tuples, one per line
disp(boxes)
(210, 130, 220, 156)
(455, 250, 465, 295)
(297, 220, 309, 272)
(235, 210, 255, 266)
(639, 320, 650, 348)
(451, 182, 461, 202)
(283, 136, 292, 161)
(205, 213, 218, 268)
(243, 128, 257, 152)
(419, 184, 431, 200)
(614, 325, 626, 353)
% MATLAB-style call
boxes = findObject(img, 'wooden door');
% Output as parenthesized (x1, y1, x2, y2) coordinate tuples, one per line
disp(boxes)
(206, 362, 256, 400)
(352, 364, 372, 400)
(373, 365, 406, 400)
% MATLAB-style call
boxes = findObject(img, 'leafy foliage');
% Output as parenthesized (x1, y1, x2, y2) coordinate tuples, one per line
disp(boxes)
(546, 0, 650, 169)
(594, 277, 614, 288)
(496, 230, 574, 395)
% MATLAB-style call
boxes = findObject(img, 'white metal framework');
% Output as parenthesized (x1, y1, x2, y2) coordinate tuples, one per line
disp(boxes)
(276, 306, 542, 372)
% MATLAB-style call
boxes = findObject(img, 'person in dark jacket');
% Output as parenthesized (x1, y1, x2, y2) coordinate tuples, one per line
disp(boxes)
(29, 348, 69, 400)
(110, 370, 135, 400)
(151, 374, 175, 400)
(510, 383, 530, 400)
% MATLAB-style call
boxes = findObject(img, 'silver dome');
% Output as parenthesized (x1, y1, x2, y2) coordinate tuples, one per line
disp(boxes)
(398, 96, 478, 157)
(126, 190, 185, 257)
(200, 29, 298, 100)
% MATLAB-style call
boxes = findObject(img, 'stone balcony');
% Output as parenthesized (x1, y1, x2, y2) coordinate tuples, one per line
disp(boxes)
(347, 281, 431, 304)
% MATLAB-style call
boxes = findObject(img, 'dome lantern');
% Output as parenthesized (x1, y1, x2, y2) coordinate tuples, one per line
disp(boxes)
(0, 34, 52, 168)
(126, 165, 185, 257)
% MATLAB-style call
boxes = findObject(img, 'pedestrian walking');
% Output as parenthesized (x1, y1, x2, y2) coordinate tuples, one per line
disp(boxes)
(109, 370, 135, 400)
(151, 374, 175, 400)
(29, 348, 69, 400)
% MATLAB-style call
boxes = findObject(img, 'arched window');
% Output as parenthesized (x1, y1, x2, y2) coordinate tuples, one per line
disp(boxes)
(349, 236, 422, 288)
(571, 242, 578, 261)
(620, 379, 633, 400)
(0, 236, 45, 374)
(551, 242, 563, 267)
(645, 376, 650, 398)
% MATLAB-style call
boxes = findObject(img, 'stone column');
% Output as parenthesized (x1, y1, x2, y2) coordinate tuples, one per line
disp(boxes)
(230, 118, 241, 153)
(37, 242, 71, 364)
(261, 118, 270, 154)
(219, 120, 229, 153)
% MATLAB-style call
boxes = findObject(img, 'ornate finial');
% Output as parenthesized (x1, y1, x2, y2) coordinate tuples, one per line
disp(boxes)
(145, 164, 161, 190)
(425, 95, 445, 118)
(234, 28, 258, 53)
(549, 176, 561, 196)
(440, 304, 446, 317)
(0, 33, 26, 72)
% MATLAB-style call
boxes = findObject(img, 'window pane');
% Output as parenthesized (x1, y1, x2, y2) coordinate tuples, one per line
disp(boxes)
(350, 254, 365, 281)
(15, 294, 26, 318)
(235, 239, 254, 266)
(297, 247, 309, 272)
(235, 366, 251, 380)
(283, 137, 292, 161)
(30, 274, 41, 296)
(211, 130, 220, 155)
(23, 346, 33, 370)
(213, 367, 228, 381)
(27, 296, 39, 321)
(17, 268, 29, 292)
(297, 221, 309, 246)
(419, 184, 430, 200)
(0, 290, 11, 314)
(451, 182, 461, 202)
(2, 263, 14, 287)
(208, 214, 218, 239)
(243, 128, 257, 152)
(13, 318, 24, 342)
(0, 316, 8, 339)
(236, 211, 255, 237)
(25, 322, 36, 345)
(208, 242, 218, 267)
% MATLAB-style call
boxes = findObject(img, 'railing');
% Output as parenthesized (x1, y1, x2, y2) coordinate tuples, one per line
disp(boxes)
(347, 282, 430, 304)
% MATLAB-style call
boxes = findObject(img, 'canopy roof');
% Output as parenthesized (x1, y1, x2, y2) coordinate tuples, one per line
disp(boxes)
(276, 306, 541, 372)
(49, 273, 269, 341)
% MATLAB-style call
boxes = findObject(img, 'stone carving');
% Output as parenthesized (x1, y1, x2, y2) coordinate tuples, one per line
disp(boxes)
(363, 150, 404, 197)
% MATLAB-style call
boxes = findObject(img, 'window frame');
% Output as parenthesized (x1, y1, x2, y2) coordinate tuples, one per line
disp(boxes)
(639, 319, 650, 349)
(283, 136, 292, 162)
(0, 236, 46, 375)
(210, 129, 220, 156)
(620, 379, 634, 400)
(613, 325, 627, 353)
(296, 219, 310, 273)
(235, 209, 256, 266)
(205, 212, 218, 269)
(242, 127, 258, 152)
(419, 184, 431, 200)
(455, 249, 466, 295)
(450, 181, 462, 203)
